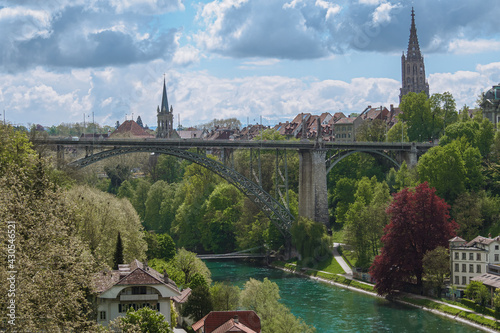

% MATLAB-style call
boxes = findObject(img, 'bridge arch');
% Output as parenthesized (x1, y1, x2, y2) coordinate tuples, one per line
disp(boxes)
(69, 146, 294, 236)
(326, 149, 400, 174)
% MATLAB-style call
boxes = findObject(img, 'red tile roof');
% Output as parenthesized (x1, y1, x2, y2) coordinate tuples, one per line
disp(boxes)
(192, 311, 261, 333)
(173, 287, 191, 304)
(211, 318, 257, 333)
(110, 120, 154, 138)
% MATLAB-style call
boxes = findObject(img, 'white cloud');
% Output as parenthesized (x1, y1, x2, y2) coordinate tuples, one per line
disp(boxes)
(173, 45, 201, 66)
(447, 38, 500, 55)
(372, 2, 400, 25)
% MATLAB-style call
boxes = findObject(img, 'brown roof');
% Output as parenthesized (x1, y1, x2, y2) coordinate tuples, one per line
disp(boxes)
(110, 120, 154, 138)
(173, 287, 191, 304)
(334, 117, 356, 124)
(472, 273, 500, 289)
(192, 311, 261, 333)
(212, 318, 257, 333)
(449, 236, 466, 243)
(94, 260, 179, 294)
(467, 236, 500, 247)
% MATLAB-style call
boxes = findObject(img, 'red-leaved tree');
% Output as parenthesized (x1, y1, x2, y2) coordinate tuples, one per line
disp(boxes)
(370, 182, 458, 295)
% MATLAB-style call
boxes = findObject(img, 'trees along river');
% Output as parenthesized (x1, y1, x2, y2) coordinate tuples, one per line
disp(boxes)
(205, 260, 481, 333)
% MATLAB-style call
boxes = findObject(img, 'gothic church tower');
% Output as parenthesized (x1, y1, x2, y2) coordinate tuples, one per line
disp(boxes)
(399, 8, 429, 103)
(156, 78, 174, 138)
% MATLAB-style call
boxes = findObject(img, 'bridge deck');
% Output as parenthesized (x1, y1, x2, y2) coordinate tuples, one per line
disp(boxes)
(35, 138, 435, 151)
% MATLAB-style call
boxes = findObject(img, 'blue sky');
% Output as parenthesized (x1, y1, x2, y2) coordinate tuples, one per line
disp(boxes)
(1, 0, 500, 128)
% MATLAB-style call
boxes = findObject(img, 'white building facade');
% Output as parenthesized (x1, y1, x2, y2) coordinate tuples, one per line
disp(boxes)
(95, 260, 181, 326)
(449, 236, 500, 288)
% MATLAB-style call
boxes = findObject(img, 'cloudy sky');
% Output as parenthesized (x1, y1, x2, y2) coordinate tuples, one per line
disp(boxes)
(1, 0, 499, 129)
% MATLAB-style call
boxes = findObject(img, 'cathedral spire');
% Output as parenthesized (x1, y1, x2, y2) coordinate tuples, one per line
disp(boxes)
(161, 78, 169, 112)
(399, 7, 429, 103)
(406, 7, 421, 59)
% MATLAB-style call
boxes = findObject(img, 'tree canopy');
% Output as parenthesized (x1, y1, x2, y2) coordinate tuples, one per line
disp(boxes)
(370, 182, 458, 295)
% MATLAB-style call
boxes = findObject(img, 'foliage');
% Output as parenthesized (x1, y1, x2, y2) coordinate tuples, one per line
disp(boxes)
(156, 154, 185, 183)
(144, 232, 177, 262)
(174, 248, 211, 286)
(109, 307, 172, 333)
(104, 164, 131, 194)
(429, 92, 458, 139)
(144, 180, 179, 232)
(492, 288, 500, 311)
(370, 183, 458, 295)
(234, 197, 271, 250)
(465, 281, 491, 306)
(200, 183, 242, 253)
(240, 278, 315, 333)
(182, 284, 213, 322)
(62, 185, 147, 267)
(417, 139, 483, 203)
(253, 128, 287, 141)
(291, 217, 331, 264)
(356, 118, 387, 142)
(0, 125, 98, 331)
(386, 121, 408, 143)
(197, 117, 242, 130)
(452, 191, 484, 240)
(344, 177, 391, 268)
(113, 232, 124, 269)
(399, 92, 433, 141)
(422, 246, 449, 297)
(148, 258, 185, 287)
(210, 282, 241, 311)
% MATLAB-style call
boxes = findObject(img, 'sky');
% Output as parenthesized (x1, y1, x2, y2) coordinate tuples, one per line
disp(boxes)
(1, 0, 500, 129)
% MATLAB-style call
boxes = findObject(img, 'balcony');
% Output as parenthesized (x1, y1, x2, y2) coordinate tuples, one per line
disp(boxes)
(120, 294, 158, 301)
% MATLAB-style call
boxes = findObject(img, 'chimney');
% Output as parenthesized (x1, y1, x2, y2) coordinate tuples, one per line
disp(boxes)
(163, 269, 169, 281)
(233, 315, 239, 324)
(144, 261, 149, 271)
(390, 104, 394, 111)
(489, 233, 492, 239)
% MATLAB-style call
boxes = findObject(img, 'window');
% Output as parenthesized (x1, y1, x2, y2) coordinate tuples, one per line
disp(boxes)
(100, 311, 106, 320)
(462, 264, 466, 272)
(469, 264, 474, 273)
(496, 245, 499, 250)
(477, 265, 481, 273)
(132, 286, 147, 295)
(454, 263, 459, 272)
(495, 254, 499, 262)
(477, 253, 481, 261)
(462, 253, 466, 260)
(462, 276, 467, 285)
(455, 276, 459, 285)
(469, 253, 474, 260)
(454, 252, 459, 260)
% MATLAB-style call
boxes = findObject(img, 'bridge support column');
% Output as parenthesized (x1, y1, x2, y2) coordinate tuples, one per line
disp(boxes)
(402, 142, 418, 167)
(298, 149, 329, 228)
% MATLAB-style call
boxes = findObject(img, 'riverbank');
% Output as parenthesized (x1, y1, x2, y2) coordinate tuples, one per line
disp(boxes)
(271, 262, 500, 332)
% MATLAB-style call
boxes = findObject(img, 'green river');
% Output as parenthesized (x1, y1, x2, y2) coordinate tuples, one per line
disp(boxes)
(205, 260, 482, 333)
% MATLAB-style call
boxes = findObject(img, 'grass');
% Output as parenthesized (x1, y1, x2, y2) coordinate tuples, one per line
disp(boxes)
(401, 296, 500, 330)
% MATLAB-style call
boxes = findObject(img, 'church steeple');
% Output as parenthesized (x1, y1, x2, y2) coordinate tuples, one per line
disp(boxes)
(399, 7, 429, 103)
(156, 77, 174, 138)
(161, 78, 169, 112)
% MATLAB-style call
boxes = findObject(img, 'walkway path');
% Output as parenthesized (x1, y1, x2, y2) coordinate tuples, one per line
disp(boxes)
(332, 243, 352, 275)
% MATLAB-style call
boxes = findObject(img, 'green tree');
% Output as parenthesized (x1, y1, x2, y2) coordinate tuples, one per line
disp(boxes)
(492, 288, 500, 311)
(399, 92, 433, 141)
(63, 185, 147, 267)
(291, 217, 331, 264)
(356, 119, 387, 142)
(174, 248, 211, 286)
(201, 183, 243, 253)
(386, 121, 409, 143)
(240, 278, 315, 333)
(110, 307, 172, 333)
(182, 284, 213, 321)
(429, 92, 458, 138)
(104, 164, 131, 194)
(113, 232, 124, 270)
(210, 282, 241, 311)
(144, 181, 178, 232)
(422, 246, 449, 297)
(145, 232, 177, 261)
(465, 281, 490, 306)
(452, 192, 484, 240)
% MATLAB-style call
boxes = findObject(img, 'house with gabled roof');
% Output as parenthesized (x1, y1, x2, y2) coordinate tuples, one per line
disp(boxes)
(192, 311, 261, 333)
(94, 259, 181, 326)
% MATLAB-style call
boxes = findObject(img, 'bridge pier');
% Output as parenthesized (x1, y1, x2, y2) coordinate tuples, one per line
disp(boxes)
(298, 149, 329, 229)
(401, 142, 418, 167)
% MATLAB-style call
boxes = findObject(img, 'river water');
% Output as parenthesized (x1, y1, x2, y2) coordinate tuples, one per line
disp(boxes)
(205, 260, 482, 333)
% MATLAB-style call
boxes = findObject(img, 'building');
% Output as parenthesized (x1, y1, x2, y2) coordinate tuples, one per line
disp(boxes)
(479, 84, 500, 129)
(157, 78, 175, 138)
(109, 120, 154, 138)
(192, 311, 261, 333)
(399, 8, 429, 102)
(449, 236, 500, 288)
(94, 260, 181, 327)
(332, 115, 363, 142)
